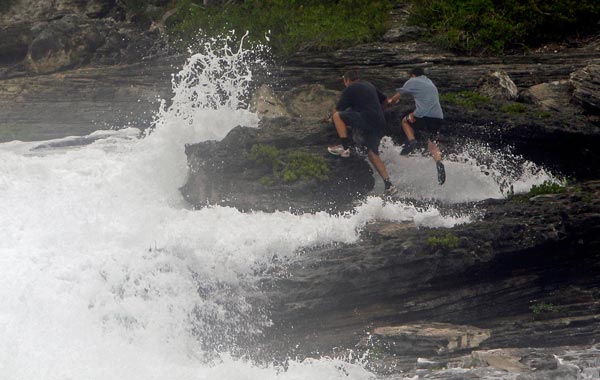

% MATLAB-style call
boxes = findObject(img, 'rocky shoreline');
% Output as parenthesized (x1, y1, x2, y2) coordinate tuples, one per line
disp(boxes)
(253, 181, 600, 378)
(2, 1, 600, 379)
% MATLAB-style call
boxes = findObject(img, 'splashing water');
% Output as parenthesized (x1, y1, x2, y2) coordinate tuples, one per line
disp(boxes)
(379, 137, 558, 203)
(0, 36, 555, 380)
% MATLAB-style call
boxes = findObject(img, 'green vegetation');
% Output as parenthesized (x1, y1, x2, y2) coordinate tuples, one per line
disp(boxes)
(282, 151, 329, 183)
(166, 0, 392, 55)
(249, 143, 283, 176)
(122, 0, 600, 56)
(248, 144, 329, 184)
(427, 232, 459, 249)
(408, 0, 600, 55)
(530, 302, 556, 314)
(536, 111, 552, 118)
(529, 180, 566, 196)
(440, 91, 489, 109)
(501, 102, 528, 114)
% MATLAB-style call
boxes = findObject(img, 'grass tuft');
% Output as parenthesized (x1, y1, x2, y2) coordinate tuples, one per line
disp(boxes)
(427, 232, 459, 249)
(441, 91, 489, 109)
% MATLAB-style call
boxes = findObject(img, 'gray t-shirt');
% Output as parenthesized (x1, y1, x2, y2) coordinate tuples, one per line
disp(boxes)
(396, 76, 444, 119)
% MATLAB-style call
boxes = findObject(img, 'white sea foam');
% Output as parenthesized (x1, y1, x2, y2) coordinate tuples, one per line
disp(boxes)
(0, 36, 555, 380)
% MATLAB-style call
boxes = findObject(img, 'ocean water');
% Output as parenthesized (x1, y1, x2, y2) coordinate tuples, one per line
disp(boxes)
(0, 38, 555, 380)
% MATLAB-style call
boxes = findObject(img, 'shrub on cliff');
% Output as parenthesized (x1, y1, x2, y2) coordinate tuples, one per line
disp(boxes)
(408, 0, 600, 54)
(167, 0, 392, 55)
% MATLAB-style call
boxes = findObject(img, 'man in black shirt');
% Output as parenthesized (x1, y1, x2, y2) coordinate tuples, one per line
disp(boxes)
(328, 70, 397, 195)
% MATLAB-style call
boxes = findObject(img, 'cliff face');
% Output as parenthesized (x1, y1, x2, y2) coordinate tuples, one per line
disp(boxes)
(0, 0, 179, 141)
(0, 0, 167, 77)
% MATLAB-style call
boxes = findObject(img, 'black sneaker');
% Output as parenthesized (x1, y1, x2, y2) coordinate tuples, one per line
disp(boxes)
(436, 161, 446, 185)
(400, 140, 418, 156)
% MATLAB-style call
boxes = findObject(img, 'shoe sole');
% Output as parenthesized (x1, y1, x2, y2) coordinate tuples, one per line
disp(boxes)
(437, 163, 446, 185)
(328, 148, 350, 158)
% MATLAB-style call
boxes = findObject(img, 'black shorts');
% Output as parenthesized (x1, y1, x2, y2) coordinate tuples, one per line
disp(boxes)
(339, 110, 383, 154)
(408, 116, 443, 142)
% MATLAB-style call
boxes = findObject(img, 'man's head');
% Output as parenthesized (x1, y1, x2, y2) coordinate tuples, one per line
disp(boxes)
(342, 70, 360, 86)
(410, 67, 425, 77)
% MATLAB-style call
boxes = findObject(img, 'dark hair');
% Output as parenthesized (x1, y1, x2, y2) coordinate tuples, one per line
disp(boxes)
(342, 69, 361, 81)
(410, 67, 425, 77)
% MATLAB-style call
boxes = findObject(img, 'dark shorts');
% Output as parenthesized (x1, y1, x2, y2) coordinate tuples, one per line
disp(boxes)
(407, 115, 443, 142)
(339, 110, 383, 154)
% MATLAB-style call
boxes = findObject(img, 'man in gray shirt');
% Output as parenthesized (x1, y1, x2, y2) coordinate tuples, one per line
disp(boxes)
(388, 68, 446, 185)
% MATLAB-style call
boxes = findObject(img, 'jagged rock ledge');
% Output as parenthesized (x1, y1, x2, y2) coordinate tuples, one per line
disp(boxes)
(253, 180, 600, 378)
(181, 117, 374, 214)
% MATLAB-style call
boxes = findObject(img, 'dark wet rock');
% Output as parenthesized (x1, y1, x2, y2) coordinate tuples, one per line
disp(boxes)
(27, 14, 106, 73)
(181, 117, 375, 213)
(0, 23, 31, 65)
(256, 181, 600, 377)
(570, 64, 600, 115)
(279, 39, 599, 96)
(0, 0, 168, 78)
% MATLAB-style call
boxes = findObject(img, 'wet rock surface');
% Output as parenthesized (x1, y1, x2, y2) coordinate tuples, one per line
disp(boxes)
(181, 117, 374, 214)
(0, 0, 166, 78)
(255, 181, 600, 378)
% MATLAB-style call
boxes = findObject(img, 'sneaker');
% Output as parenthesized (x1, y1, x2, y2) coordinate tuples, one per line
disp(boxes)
(436, 161, 446, 185)
(384, 185, 398, 196)
(328, 144, 350, 158)
(400, 140, 418, 156)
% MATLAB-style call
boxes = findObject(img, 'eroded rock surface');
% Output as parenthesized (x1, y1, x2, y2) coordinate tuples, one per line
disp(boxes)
(255, 181, 600, 377)
(181, 117, 374, 213)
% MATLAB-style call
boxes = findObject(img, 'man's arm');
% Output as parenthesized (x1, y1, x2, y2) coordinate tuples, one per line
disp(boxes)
(388, 78, 415, 104)
(387, 92, 401, 105)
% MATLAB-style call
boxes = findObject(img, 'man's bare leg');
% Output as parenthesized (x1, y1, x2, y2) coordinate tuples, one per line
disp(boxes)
(332, 111, 348, 138)
(427, 139, 446, 185)
(328, 111, 351, 156)
(400, 113, 418, 155)
(401, 113, 416, 141)
(367, 150, 389, 180)
(427, 139, 442, 162)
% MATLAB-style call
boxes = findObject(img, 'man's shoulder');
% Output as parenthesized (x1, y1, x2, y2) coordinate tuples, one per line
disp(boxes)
(343, 81, 371, 94)
(349, 80, 373, 88)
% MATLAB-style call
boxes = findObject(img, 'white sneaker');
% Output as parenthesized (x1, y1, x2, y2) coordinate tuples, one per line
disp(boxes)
(328, 145, 350, 158)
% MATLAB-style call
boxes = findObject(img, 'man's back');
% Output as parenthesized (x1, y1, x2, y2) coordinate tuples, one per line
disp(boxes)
(398, 76, 443, 119)
(336, 81, 386, 131)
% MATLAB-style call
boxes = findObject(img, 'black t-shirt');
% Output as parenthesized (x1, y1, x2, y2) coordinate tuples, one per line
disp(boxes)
(336, 81, 387, 131)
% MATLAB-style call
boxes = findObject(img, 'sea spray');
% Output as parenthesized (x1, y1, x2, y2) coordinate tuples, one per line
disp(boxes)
(0, 34, 558, 380)
(379, 137, 558, 203)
